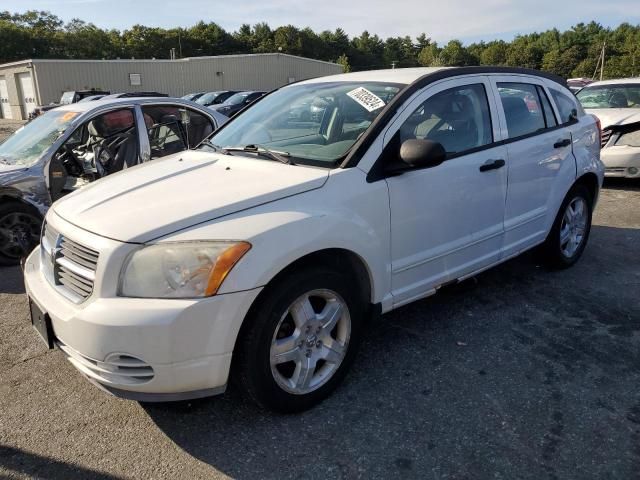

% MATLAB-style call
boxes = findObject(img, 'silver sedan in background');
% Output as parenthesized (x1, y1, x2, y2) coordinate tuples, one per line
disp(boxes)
(0, 97, 228, 265)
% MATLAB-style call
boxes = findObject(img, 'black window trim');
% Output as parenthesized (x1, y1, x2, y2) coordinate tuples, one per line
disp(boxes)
(332, 67, 570, 181)
(536, 85, 558, 129)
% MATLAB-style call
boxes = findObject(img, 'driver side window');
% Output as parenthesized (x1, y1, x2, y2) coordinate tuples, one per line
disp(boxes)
(399, 84, 493, 158)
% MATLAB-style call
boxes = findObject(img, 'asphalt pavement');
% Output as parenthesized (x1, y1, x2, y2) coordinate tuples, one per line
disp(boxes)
(0, 120, 638, 479)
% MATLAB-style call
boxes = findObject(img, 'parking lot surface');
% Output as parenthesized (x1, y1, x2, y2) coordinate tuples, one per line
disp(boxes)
(0, 122, 639, 479)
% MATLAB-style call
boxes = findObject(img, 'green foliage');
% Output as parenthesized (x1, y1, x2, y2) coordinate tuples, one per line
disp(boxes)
(0, 11, 639, 79)
(336, 53, 350, 72)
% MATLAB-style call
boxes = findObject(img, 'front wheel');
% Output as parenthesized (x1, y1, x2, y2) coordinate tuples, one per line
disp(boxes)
(540, 185, 593, 269)
(234, 267, 364, 413)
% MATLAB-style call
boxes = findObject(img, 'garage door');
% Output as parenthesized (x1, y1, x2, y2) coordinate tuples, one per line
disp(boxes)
(0, 77, 12, 119)
(17, 72, 36, 118)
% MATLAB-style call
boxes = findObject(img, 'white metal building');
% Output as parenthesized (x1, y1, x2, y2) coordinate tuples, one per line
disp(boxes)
(0, 53, 343, 120)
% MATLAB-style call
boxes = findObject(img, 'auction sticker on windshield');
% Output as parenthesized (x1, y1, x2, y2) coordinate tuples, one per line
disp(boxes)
(347, 87, 386, 112)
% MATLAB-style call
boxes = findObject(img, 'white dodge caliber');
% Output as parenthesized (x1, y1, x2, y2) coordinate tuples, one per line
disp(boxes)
(24, 67, 603, 412)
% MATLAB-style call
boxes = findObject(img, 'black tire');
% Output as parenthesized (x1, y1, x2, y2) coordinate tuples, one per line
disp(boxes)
(540, 184, 593, 269)
(234, 266, 365, 413)
(0, 202, 43, 267)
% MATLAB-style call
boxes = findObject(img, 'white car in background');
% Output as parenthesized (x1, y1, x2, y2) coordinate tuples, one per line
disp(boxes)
(24, 67, 603, 413)
(576, 79, 640, 178)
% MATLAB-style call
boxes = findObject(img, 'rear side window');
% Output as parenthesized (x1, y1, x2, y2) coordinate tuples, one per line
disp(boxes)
(497, 83, 546, 138)
(550, 89, 579, 125)
(399, 83, 493, 157)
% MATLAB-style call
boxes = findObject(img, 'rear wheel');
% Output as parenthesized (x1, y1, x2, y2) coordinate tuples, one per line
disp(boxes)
(540, 185, 592, 269)
(234, 267, 364, 413)
(0, 202, 43, 266)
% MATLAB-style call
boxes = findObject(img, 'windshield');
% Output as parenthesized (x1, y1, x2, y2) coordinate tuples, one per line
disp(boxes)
(225, 93, 250, 105)
(0, 110, 79, 167)
(204, 81, 403, 166)
(60, 92, 76, 105)
(196, 92, 221, 105)
(577, 85, 640, 109)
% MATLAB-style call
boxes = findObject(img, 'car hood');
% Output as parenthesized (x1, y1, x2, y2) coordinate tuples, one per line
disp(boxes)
(587, 109, 640, 128)
(53, 150, 329, 243)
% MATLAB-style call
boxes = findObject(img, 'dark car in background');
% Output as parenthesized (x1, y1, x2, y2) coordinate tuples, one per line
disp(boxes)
(101, 92, 170, 100)
(182, 92, 205, 102)
(195, 90, 237, 107)
(209, 90, 266, 117)
(77, 94, 109, 103)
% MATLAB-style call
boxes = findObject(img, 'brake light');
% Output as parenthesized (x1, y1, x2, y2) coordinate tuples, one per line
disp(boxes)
(592, 114, 602, 147)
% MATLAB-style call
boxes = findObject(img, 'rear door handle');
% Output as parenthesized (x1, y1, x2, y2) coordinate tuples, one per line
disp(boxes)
(479, 159, 505, 172)
(554, 138, 571, 148)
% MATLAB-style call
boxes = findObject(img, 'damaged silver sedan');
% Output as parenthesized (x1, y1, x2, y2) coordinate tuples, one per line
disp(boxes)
(0, 98, 227, 265)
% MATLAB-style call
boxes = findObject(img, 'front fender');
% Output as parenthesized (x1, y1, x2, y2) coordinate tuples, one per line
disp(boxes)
(162, 168, 392, 305)
(0, 167, 51, 216)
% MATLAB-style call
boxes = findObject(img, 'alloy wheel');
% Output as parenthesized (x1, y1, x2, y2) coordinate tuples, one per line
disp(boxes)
(559, 196, 588, 258)
(270, 289, 351, 395)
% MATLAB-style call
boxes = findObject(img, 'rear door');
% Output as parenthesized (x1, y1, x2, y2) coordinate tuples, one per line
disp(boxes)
(488, 75, 576, 258)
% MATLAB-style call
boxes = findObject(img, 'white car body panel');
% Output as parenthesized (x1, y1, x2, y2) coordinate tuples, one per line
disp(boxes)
(586, 108, 640, 178)
(589, 109, 640, 129)
(53, 150, 329, 243)
(165, 167, 393, 311)
(24, 67, 604, 401)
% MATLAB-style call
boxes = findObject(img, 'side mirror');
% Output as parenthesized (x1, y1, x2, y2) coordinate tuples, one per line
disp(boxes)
(399, 139, 446, 168)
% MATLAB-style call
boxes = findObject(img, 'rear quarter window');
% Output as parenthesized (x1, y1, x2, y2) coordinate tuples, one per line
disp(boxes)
(550, 89, 581, 125)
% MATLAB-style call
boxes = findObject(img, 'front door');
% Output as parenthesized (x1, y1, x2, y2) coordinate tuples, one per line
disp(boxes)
(382, 76, 508, 307)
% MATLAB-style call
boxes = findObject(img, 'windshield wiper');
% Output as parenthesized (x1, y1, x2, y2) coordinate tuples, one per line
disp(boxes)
(199, 139, 230, 154)
(222, 144, 294, 165)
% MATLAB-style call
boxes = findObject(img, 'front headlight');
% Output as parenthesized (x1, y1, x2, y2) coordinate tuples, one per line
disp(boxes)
(119, 241, 251, 298)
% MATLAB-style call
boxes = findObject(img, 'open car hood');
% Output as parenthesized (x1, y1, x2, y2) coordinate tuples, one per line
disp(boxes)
(53, 150, 329, 243)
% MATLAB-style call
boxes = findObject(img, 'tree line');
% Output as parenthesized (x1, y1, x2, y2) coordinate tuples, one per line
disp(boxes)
(1, 10, 639, 79)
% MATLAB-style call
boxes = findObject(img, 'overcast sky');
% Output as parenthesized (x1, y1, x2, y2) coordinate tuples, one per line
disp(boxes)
(3, 0, 639, 44)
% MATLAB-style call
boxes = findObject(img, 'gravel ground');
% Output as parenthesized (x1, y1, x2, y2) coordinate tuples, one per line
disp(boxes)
(0, 123, 639, 479)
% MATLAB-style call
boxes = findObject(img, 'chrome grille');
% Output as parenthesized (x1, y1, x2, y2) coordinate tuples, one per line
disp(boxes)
(59, 237, 99, 270)
(601, 128, 612, 148)
(41, 222, 99, 303)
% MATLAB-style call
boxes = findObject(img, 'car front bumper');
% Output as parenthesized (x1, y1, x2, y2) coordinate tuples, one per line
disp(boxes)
(602, 146, 640, 178)
(23, 247, 262, 401)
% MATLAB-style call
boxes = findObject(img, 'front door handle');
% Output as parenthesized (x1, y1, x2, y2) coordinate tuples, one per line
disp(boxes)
(554, 138, 571, 148)
(479, 159, 505, 172)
